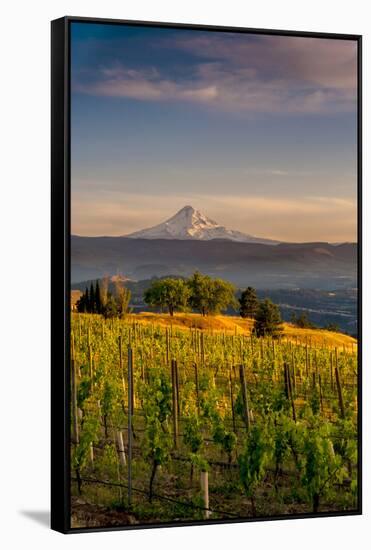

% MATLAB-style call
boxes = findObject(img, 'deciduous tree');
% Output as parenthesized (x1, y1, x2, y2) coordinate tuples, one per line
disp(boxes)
(144, 278, 190, 316)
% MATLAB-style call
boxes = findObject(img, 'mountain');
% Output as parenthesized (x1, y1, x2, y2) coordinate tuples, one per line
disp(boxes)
(71, 236, 357, 290)
(125, 205, 279, 245)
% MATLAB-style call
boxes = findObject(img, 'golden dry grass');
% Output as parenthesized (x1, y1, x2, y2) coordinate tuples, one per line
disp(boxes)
(128, 312, 357, 350)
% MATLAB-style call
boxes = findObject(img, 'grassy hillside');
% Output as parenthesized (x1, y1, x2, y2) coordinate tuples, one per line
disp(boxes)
(127, 312, 357, 350)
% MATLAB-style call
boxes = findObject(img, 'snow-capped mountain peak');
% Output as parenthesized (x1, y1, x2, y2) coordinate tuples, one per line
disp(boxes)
(125, 205, 279, 244)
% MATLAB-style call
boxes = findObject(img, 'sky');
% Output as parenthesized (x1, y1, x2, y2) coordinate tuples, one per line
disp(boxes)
(71, 22, 358, 242)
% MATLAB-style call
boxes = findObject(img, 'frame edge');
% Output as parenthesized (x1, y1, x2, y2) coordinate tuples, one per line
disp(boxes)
(51, 16, 70, 534)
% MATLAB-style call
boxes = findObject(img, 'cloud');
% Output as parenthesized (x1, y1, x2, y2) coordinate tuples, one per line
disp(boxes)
(174, 34, 357, 91)
(73, 33, 357, 115)
(245, 168, 310, 177)
(76, 66, 218, 103)
(207, 194, 356, 216)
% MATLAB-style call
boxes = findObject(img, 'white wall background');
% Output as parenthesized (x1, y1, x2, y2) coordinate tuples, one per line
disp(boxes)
(1, 0, 369, 547)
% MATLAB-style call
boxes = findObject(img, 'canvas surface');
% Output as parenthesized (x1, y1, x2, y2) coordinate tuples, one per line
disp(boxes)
(69, 20, 359, 529)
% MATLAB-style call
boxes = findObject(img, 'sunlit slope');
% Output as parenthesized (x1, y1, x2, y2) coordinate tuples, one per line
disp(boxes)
(128, 312, 357, 349)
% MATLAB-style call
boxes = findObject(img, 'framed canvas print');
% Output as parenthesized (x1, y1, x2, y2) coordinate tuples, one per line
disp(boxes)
(51, 16, 362, 533)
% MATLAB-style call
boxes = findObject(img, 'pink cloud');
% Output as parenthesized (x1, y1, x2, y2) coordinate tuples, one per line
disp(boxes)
(74, 34, 357, 114)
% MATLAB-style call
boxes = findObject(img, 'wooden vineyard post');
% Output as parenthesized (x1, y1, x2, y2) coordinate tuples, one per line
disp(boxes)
(229, 367, 236, 433)
(88, 335, 93, 383)
(194, 363, 200, 415)
(284, 363, 290, 400)
(305, 344, 309, 377)
(200, 332, 205, 365)
(71, 356, 79, 444)
(284, 363, 296, 422)
(141, 353, 145, 382)
(166, 328, 170, 365)
(71, 331, 75, 364)
(127, 346, 133, 507)
(118, 335, 126, 392)
(175, 359, 180, 416)
(335, 366, 345, 419)
(239, 365, 250, 431)
(291, 351, 296, 394)
(89, 442, 94, 465)
(318, 374, 324, 414)
(200, 470, 211, 519)
(78, 315, 81, 342)
(171, 359, 179, 448)
(288, 369, 296, 422)
(128, 347, 134, 413)
(116, 430, 127, 466)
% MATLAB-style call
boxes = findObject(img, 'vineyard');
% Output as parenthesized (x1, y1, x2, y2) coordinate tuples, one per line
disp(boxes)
(70, 313, 358, 528)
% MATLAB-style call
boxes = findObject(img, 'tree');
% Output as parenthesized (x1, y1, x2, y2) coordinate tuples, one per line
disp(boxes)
(254, 299, 282, 338)
(89, 283, 95, 313)
(76, 281, 104, 314)
(209, 278, 238, 315)
(100, 276, 109, 311)
(187, 272, 212, 317)
(239, 287, 259, 319)
(324, 323, 340, 333)
(188, 272, 237, 316)
(144, 278, 190, 316)
(291, 311, 314, 329)
(95, 281, 101, 314)
(102, 294, 117, 319)
(76, 287, 89, 313)
(114, 279, 131, 318)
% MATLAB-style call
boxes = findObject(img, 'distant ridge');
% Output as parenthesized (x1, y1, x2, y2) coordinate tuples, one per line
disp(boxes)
(71, 235, 356, 289)
(125, 205, 279, 245)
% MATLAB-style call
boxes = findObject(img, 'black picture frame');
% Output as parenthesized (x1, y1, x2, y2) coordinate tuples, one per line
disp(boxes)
(51, 16, 362, 534)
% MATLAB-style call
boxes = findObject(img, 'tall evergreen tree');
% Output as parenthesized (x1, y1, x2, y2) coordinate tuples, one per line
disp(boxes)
(95, 281, 101, 314)
(254, 299, 282, 338)
(76, 287, 89, 313)
(84, 287, 89, 312)
(239, 287, 259, 319)
(89, 283, 95, 313)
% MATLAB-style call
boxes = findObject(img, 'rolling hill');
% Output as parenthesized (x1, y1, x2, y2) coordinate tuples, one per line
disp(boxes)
(71, 236, 356, 290)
